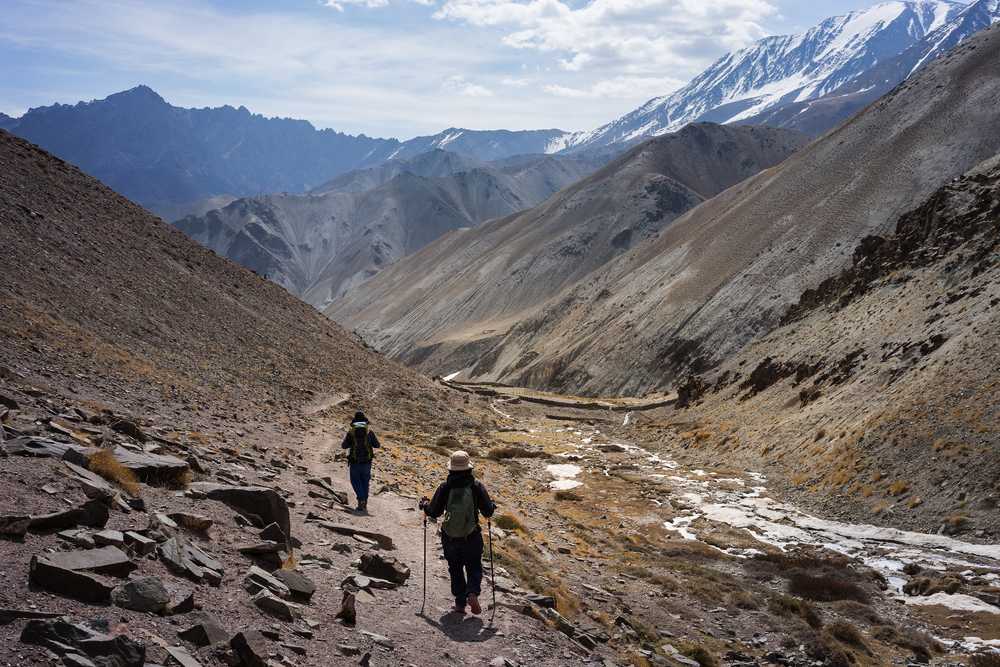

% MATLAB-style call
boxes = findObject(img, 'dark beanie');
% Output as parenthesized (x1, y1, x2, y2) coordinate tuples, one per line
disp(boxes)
(353, 411, 368, 424)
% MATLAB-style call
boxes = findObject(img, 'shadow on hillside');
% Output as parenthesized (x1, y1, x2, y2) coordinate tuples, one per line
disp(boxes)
(416, 610, 498, 643)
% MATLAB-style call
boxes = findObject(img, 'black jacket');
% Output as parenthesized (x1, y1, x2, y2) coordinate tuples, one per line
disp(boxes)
(423, 470, 496, 529)
(341, 426, 380, 464)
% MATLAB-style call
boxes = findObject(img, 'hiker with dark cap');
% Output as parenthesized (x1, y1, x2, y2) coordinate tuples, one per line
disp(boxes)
(341, 411, 380, 512)
(419, 450, 496, 615)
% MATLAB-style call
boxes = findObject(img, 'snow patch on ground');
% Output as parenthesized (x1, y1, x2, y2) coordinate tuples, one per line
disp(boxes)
(905, 592, 1000, 615)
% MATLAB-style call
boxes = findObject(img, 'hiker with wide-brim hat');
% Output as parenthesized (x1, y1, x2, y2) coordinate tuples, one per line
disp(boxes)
(419, 449, 496, 615)
(340, 410, 381, 513)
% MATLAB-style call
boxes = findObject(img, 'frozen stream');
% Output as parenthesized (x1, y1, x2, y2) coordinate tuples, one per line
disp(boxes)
(546, 424, 1000, 651)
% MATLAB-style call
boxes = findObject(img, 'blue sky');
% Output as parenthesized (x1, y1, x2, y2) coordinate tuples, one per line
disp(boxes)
(1, 0, 915, 138)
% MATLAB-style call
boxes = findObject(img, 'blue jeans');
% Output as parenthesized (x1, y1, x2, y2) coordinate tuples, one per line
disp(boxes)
(442, 530, 484, 605)
(349, 463, 372, 502)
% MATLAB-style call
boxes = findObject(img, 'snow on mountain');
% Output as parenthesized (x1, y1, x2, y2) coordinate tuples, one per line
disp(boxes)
(565, 1, 984, 150)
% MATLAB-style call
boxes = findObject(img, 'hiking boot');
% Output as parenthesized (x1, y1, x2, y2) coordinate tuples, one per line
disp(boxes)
(453, 602, 466, 614)
(357, 499, 367, 513)
(467, 593, 481, 615)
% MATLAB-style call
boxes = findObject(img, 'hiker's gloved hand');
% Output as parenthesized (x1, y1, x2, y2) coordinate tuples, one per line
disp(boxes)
(418, 496, 430, 511)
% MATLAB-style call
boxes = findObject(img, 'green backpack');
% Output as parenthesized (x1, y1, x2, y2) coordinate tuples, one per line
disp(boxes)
(349, 423, 373, 464)
(442, 486, 478, 538)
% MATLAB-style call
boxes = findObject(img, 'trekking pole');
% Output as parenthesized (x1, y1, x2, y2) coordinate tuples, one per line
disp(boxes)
(421, 515, 428, 615)
(488, 516, 497, 625)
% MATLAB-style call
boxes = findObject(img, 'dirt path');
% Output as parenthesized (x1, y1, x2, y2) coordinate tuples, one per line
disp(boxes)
(296, 418, 591, 666)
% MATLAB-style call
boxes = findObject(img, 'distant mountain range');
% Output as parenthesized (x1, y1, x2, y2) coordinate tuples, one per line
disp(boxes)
(4, 1, 997, 223)
(175, 148, 612, 308)
(563, 0, 1000, 149)
(2, 86, 573, 219)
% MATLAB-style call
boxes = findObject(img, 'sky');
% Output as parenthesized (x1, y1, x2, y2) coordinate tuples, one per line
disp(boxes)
(1, 0, 910, 139)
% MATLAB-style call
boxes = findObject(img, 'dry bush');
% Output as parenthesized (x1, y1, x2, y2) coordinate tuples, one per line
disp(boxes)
(487, 446, 549, 461)
(871, 625, 941, 661)
(788, 570, 870, 603)
(677, 643, 718, 667)
(769, 594, 823, 629)
(826, 620, 870, 655)
(493, 513, 525, 532)
(831, 600, 883, 625)
(888, 480, 910, 496)
(728, 589, 759, 610)
(281, 550, 298, 570)
(554, 489, 582, 501)
(88, 449, 140, 497)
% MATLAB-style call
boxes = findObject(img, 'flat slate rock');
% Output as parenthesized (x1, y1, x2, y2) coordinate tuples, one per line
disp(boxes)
(244, 565, 291, 599)
(44, 545, 136, 577)
(231, 630, 270, 667)
(272, 569, 316, 602)
(190, 483, 290, 541)
(358, 553, 410, 585)
(165, 645, 203, 667)
(112, 446, 188, 478)
(251, 590, 301, 622)
(318, 523, 394, 550)
(29, 556, 114, 603)
(0, 513, 31, 539)
(29, 498, 110, 533)
(0, 608, 64, 622)
(4, 436, 94, 460)
(158, 537, 223, 586)
(177, 611, 229, 647)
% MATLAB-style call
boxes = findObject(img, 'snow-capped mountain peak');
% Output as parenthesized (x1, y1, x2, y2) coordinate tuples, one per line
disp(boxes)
(565, 0, 990, 151)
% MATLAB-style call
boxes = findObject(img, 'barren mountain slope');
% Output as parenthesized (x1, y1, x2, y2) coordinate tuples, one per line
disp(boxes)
(328, 123, 809, 370)
(0, 129, 454, 429)
(177, 149, 609, 308)
(662, 151, 1000, 536)
(367, 23, 1000, 397)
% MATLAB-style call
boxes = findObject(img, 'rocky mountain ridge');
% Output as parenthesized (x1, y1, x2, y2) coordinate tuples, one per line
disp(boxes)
(564, 0, 1000, 148)
(175, 148, 612, 307)
(326, 123, 810, 374)
(3, 86, 574, 220)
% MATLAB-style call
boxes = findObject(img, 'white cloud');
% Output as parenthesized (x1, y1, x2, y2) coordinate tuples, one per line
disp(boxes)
(434, 0, 778, 76)
(442, 75, 495, 97)
(544, 75, 684, 99)
(323, 0, 390, 11)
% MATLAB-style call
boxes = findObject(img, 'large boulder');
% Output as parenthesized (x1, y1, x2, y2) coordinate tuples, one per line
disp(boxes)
(190, 483, 290, 540)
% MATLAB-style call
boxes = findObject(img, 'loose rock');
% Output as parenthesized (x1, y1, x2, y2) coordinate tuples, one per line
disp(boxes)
(112, 575, 171, 613)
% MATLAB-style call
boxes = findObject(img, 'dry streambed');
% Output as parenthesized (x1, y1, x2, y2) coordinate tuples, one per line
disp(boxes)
(490, 413, 1000, 662)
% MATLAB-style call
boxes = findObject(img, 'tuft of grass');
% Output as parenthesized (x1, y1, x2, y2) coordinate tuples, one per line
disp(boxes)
(972, 653, 1000, 667)
(281, 550, 298, 570)
(871, 625, 941, 661)
(826, 620, 870, 655)
(493, 513, 526, 532)
(677, 642, 718, 667)
(769, 594, 822, 629)
(888, 480, 910, 496)
(554, 489, 583, 502)
(88, 449, 141, 497)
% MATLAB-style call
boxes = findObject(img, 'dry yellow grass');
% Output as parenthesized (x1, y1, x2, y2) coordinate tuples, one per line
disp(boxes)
(888, 480, 910, 496)
(88, 449, 141, 497)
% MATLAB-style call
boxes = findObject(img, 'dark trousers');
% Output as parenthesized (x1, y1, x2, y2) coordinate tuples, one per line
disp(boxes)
(348, 462, 372, 501)
(442, 530, 484, 606)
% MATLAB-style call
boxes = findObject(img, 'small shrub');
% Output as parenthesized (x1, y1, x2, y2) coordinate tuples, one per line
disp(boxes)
(769, 594, 822, 629)
(827, 620, 870, 654)
(679, 644, 718, 667)
(493, 513, 525, 532)
(554, 489, 582, 501)
(88, 449, 140, 497)
(832, 600, 883, 625)
(888, 480, 910, 496)
(972, 653, 1000, 667)
(788, 571, 870, 603)
(871, 625, 941, 661)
